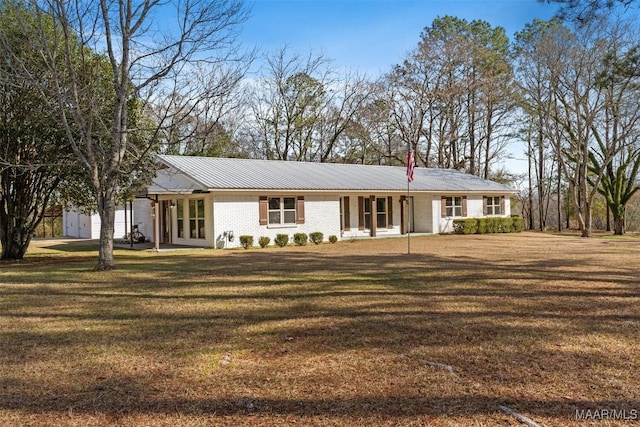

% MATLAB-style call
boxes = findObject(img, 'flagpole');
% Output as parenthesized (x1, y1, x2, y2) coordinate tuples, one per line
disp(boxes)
(407, 175, 411, 255)
(406, 143, 414, 255)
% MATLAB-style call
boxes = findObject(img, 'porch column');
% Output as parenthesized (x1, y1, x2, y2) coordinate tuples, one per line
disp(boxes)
(154, 197, 160, 251)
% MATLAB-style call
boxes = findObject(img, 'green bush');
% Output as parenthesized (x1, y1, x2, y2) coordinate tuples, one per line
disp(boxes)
(293, 232, 308, 246)
(511, 215, 524, 232)
(453, 218, 478, 234)
(239, 235, 253, 249)
(477, 218, 489, 234)
(258, 236, 270, 248)
(309, 231, 323, 245)
(328, 235, 338, 244)
(274, 233, 289, 247)
(499, 217, 512, 233)
(453, 217, 524, 234)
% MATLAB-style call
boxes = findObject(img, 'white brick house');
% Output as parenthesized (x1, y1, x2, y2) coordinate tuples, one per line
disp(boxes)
(136, 155, 516, 249)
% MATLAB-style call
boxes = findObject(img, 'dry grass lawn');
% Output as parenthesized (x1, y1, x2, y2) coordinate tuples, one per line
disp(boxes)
(0, 232, 639, 426)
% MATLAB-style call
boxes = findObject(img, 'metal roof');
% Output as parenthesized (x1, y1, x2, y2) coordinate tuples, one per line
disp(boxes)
(151, 155, 515, 194)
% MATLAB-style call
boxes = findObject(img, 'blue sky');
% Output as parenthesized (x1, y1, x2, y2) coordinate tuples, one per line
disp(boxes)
(242, 0, 561, 76)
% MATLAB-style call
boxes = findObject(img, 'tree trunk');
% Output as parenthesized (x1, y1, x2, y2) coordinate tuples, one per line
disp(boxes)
(580, 204, 592, 237)
(612, 206, 625, 235)
(557, 160, 562, 232)
(0, 215, 34, 260)
(95, 194, 116, 270)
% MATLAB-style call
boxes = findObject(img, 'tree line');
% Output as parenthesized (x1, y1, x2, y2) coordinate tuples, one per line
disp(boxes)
(1, 0, 639, 267)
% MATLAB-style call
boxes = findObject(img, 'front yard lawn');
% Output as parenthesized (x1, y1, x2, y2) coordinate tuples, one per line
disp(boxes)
(1, 233, 638, 426)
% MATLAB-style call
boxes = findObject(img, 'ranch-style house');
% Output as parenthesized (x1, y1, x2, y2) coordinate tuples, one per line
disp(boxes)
(117, 155, 516, 249)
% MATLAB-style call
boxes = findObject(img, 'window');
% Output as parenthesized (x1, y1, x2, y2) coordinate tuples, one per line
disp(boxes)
(445, 196, 463, 217)
(363, 197, 372, 229)
(176, 199, 184, 238)
(486, 196, 501, 215)
(189, 199, 205, 239)
(376, 197, 387, 229)
(358, 196, 392, 232)
(341, 197, 351, 231)
(268, 197, 296, 225)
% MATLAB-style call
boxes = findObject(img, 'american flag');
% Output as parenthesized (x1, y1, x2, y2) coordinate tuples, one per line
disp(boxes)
(406, 150, 415, 183)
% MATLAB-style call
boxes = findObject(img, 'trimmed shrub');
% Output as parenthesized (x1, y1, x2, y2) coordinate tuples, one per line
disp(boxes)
(293, 232, 308, 246)
(274, 233, 289, 247)
(239, 235, 253, 249)
(511, 215, 524, 232)
(453, 216, 524, 234)
(453, 218, 478, 234)
(328, 235, 338, 244)
(477, 218, 489, 234)
(309, 231, 324, 245)
(258, 236, 270, 248)
(499, 217, 512, 233)
(486, 218, 499, 233)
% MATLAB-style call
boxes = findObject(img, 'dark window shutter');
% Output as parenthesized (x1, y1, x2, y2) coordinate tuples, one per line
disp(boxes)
(400, 195, 406, 234)
(441, 196, 447, 217)
(344, 197, 350, 231)
(462, 196, 467, 217)
(500, 196, 505, 215)
(370, 195, 376, 237)
(387, 196, 393, 228)
(483, 196, 488, 215)
(358, 197, 364, 230)
(296, 196, 305, 224)
(259, 196, 268, 225)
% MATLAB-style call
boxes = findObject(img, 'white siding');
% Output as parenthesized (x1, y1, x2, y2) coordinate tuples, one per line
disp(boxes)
(212, 194, 341, 248)
(133, 200, 155, 243)
(142, 192, 514, 249)
(212, 194, 258, 249)
(160, 195, 214, 247)
(436, 195, 513, 233)
(341, 194, 405, 240)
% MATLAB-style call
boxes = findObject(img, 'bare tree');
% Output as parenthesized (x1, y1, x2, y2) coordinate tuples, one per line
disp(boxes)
(517, 16, 640, 236)
(387, 16, 514, 177)
(247, 47, 372, 163)
(21, 0, 248, 269)
(514, 19, 566, 231)
(153, 62, 250, 157)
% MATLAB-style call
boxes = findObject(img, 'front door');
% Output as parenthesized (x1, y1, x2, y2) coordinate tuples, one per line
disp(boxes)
(160, 200, 172, 244)
(401, 196, 415, 234)
(407, 196, 414, 233)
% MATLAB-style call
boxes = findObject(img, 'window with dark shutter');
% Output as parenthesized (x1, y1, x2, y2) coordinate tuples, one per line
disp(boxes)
(343, 197, 350, 231)
(370, 195, 376, 237)
(259, 196, 268, 225)
(296, 196, 305, 224)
